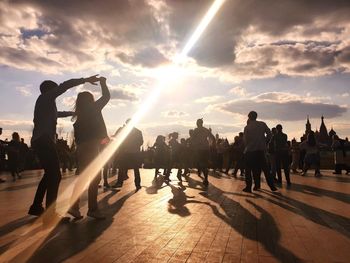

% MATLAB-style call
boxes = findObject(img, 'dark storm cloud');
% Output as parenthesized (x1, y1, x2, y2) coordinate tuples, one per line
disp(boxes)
(337, 46, 350, 64)
(215, 99, 347, 121)
(0, 46, 61, 69)
(8, 0, 166, 67)
(3, 0, 350, 75)
(117, 47, 169, 68)
(165, 0, 350, 67)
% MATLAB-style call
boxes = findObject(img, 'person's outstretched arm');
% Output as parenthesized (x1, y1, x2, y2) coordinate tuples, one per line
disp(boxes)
(47, 75, 100, 99)
(95, 77, 111, 110)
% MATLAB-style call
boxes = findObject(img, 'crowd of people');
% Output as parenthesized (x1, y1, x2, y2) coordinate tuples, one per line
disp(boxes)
(0, 75, 349, 224)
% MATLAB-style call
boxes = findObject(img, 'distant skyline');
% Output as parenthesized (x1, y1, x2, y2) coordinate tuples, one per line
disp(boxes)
(0, 0, 349, 145)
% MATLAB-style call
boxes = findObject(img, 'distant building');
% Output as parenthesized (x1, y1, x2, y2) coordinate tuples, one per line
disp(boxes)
(303, 116, 336, 145)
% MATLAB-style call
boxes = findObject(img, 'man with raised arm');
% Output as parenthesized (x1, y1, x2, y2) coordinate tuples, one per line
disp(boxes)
(28, 75, 99, 224)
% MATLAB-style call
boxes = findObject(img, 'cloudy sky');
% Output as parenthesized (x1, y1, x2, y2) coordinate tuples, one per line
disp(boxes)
(0, 0, 349, 145)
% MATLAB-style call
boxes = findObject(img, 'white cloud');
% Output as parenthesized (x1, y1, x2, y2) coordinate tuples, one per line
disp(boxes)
(195, 95, 223, 104)
(16, 85, 32, 97)
(229, 86, 246, 96)
(161, 110, 189, 118)
(211, 92, 347, 121)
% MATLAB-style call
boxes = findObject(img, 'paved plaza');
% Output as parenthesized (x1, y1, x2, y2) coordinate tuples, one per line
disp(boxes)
(0, 169, 349, 263)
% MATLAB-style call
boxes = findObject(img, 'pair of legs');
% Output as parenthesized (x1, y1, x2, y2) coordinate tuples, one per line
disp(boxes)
(232, 156, 245, 177)
(244, 151, 276, 192)
(9, 158, 20, 181)
(303, 153, 321, 176)
(268, 153, 276, 180)
(69, 140, 103, 218)
(291, 153, 300, 173)
(117, 168, 141, 189)
(29, 136, 61, 217)
(275, 150, 291, 185)
(196, 149, 209, 186)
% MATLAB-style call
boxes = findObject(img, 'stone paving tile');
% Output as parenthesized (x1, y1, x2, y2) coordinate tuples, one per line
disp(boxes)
(0, 169, 349, 263)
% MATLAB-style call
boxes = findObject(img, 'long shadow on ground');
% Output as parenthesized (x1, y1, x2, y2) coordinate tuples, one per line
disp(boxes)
(12, 190, 135, 263)
(186, 176, 302, 262)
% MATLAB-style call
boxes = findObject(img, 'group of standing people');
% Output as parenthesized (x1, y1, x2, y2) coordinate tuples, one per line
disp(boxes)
(0, 128, 29, 183)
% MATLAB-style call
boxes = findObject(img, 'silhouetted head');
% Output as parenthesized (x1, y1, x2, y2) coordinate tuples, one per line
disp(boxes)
(248, 111, 257, 121)
(307, 131, 316, 146)
(196, 118, 203, 127)
(21, 138, 24, 143)
(74, 91, 95, 119)
(40, 80, 58, 94)
(12, 132, 20, 142)
(239, 132, 243, 137)
(155, 135, 165, 144)
(276, 124, 283, 132)
(271, 127, 277, 134)
(180, 138, 186, 144)
(170, 132, 179, 140)
(189, 129, 194, 137)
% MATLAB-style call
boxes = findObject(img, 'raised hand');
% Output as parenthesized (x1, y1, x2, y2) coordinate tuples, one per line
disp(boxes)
(85, 74, 100, 85)
(99, 76, 107, 83)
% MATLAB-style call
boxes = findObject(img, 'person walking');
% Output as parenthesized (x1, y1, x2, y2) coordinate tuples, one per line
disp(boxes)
(243, 111, 277, 193)
(193, 119, 211, 186)
(272, 124, 291, 186)
(113, 119, 143, 192)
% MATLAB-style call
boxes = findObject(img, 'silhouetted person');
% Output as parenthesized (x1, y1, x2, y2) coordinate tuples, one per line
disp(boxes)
(168, 132, 182, 181)
(332, 135, 347, 174)
(152, 135, 169, 178)
(267, 127, 277, 180)
(290, 138, 300, 173)
(193, 118, 210, 186)
(28, 74, 99, 223)
(19, 138, 29, 172)
(272, 124, 291, 186)
(300, 131, 322, 177)
(68, 77, 110, 220)
(114, 119, 143, 191)
(243, 111, 277, 193)
(232, 132, 245, 177)
(7, 132, 21, 181)
(184, 129, 195, 176)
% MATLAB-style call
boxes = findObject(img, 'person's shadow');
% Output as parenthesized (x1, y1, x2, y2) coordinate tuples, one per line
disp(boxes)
(11, 190, 135, 263)
(166, 182, 208, 217)
(187, 176, 301, 262)
(257, 190, 350, 239)
(285, 182, 350, 204)
(145, 176, 167, 195)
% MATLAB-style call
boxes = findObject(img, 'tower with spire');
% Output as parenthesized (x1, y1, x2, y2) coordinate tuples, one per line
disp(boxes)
(318, 115, 330, 144)
(305, 115, 311, 135)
